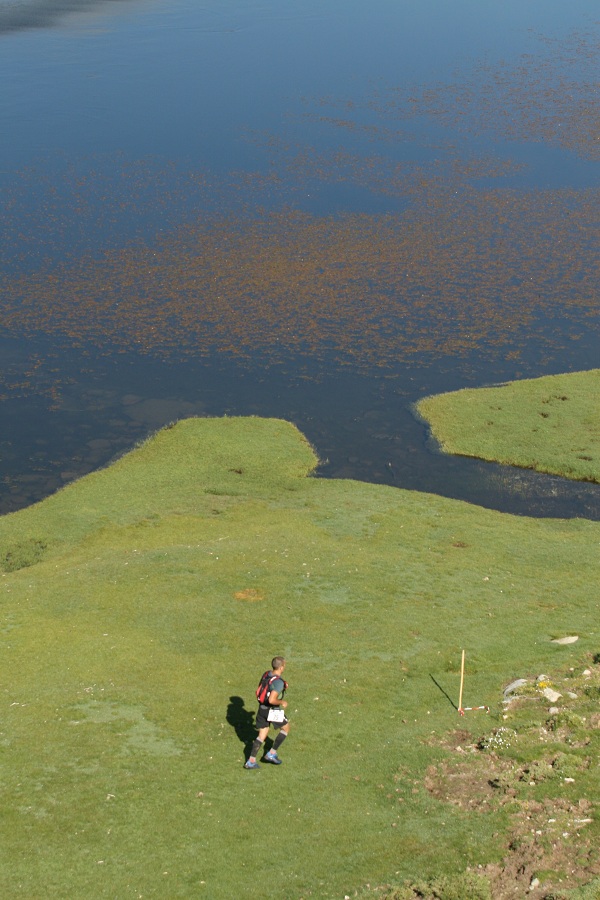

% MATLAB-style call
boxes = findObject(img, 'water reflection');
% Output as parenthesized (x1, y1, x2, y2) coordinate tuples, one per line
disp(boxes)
(0, 0, 138, 35)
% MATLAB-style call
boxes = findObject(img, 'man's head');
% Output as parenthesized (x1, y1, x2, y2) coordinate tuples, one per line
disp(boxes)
(271, 656, 286, 673)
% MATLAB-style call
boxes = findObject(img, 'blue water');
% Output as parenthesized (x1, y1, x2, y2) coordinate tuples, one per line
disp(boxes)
(1, 0, 599, 516)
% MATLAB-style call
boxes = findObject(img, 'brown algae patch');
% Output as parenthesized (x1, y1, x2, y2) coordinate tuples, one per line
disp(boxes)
(2, 190, 599, 375)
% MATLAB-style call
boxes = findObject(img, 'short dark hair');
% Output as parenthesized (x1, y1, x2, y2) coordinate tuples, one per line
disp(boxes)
(272, 656, 285, 670)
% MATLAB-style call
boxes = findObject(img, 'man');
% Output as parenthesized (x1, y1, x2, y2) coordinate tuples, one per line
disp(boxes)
(244, 656, 290, 769)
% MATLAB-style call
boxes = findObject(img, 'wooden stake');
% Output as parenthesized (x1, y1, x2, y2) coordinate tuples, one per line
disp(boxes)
(458, 649, 465, 715)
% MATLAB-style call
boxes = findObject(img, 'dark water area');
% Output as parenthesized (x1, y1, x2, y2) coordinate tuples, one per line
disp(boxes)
(1, 334, 598, 519)
(1, 0, 599, 518)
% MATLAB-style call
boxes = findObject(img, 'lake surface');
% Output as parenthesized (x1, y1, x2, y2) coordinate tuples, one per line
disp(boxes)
(1, 0, 599, 517)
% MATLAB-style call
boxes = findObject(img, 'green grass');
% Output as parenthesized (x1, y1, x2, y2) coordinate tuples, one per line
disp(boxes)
(0, 416, 599, 897)
(416, 369, 600, 482)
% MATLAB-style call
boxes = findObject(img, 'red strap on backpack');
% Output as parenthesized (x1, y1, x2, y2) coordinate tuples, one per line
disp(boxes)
(256, 671, 289, 704)
(256, 671, 277, 704)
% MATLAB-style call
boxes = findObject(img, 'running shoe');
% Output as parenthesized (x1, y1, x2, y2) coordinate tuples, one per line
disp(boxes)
(244, 759, 260, 769)
(264, 751, 282, 765)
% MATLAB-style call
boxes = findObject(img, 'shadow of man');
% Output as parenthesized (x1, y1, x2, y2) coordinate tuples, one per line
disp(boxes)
(226, 696, 256, 759)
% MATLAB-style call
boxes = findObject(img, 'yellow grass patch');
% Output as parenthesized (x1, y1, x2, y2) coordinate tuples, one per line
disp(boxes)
(233, 588, 265, 601)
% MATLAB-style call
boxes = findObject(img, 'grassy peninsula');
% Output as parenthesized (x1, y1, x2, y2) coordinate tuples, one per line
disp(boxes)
(1, 415, 599, 898)
(416, 369, 600, 483)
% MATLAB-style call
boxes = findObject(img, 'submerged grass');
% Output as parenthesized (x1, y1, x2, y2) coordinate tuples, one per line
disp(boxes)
(0, 416, 599, 897)
(416, 369, 600, 483)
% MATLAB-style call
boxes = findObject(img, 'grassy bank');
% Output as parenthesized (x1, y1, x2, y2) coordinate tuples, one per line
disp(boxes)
(0, 416, 599, 898)
(416, 369, 600, 483)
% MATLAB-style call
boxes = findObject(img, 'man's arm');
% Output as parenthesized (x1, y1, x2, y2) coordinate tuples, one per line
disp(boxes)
(268, 688, 287, 708)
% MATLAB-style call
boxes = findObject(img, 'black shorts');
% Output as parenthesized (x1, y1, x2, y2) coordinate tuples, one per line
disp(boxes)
(256, 705, 289, 730)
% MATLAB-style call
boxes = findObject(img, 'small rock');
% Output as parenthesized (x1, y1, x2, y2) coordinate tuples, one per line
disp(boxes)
(564, 777, 575, 783)
(583, 669, 592, 676)
(551, 636, 579, 645)
(548, 706, 559, 715)
(536, 674, 550, 682)
(542, 688, 562, 703)
(504, 678, 528, 695)
(567, 692, 578, 699)
(529, 877, 540, 891)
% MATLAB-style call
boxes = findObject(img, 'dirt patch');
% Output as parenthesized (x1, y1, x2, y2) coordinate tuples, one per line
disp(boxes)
(443, 728, 475, 750)
(482, 796, 599, 899)
(424, 752, 599, 897)
(424, 754, 513, 811)
(233, 588, 265, 602)
(428, 728, 476, 751)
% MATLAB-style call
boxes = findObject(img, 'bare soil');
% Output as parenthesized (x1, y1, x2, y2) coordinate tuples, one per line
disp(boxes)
(424, 730, 600, 898)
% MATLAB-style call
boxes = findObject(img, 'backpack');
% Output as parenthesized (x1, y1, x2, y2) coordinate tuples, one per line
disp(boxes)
(256, 670, 288, 705)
